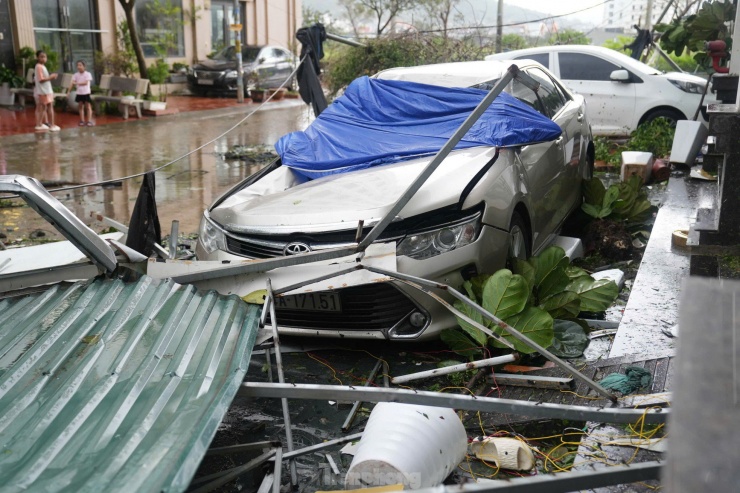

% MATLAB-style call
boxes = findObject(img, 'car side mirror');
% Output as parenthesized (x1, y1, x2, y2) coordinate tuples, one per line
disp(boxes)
(610, 69, 630, 82)
(258, 58, 266, 64)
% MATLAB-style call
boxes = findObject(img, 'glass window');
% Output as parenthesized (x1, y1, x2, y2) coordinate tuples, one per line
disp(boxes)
(135, 0, 185, 58)
(559, 52, 620, 81)
(508, 79, 545, 116)
(527, 67, 566, 117)
(515, 53, 549, 69)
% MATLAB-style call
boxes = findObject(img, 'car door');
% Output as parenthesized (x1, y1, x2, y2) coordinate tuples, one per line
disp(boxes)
(555, 51, 636, 135)
(255, 47, 281, 87)
(272, 48, 294, 86)
(507, 77, 566, 252)
(527, 67, 585, 227)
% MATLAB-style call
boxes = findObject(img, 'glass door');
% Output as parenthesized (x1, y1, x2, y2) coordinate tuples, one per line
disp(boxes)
(211, 1, 243, 53)
(32, 0, 99, 77)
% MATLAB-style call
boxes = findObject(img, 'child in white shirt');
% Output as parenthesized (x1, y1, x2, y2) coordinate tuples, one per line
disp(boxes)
(34, 50, 60, 132)
(70, 60, 94, 126)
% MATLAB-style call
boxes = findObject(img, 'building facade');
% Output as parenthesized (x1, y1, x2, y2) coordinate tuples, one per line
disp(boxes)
(2, 0, 301, 75)
(602, 0, 673, 31)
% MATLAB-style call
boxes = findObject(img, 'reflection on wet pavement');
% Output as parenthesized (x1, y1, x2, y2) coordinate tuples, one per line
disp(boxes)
(0, 102, 313, 242)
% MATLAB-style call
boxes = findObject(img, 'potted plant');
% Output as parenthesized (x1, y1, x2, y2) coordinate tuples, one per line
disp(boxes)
(145, 58, 170, 110)
(0, 64, 23, 105)
(269, 87, 287, 101)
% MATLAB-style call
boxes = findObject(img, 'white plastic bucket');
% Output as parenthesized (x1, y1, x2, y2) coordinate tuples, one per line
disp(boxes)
(345, 403, 467, 490)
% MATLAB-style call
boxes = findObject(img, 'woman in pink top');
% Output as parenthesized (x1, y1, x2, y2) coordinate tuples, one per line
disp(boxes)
(34, 50, 60, 132)
(69, 60, 94, 126)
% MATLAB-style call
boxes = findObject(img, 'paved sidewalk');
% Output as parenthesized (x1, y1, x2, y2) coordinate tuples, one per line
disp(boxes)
(0, 94, 301, 137)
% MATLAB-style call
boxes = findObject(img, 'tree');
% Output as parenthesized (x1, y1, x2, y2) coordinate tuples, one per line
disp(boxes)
(546, 28, 590, 46)
(502, 33, 528, 51)
(418, 0, 460, 39)
(355, 0, 419, 36)
(602, 35, 635, 55)
(118, 0, 148, 78)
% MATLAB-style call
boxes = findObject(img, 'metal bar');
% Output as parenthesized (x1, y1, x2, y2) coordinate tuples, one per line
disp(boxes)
(364, 265, 618, 402)
(272, 265, 363, 296)
(272, 447, 283, 493)
(392, 354, 518, 384)
(169, 246, 358, 284)
(391, 277, 515, 350)
(265, 347, 274, 383)
(169, 220, 179, 259)
(358, 65, 520, 251)
(411, 461, 662, 493)
(189, 449, 276, 492)
(341, 359, 383, 432)
(240, 383, 668, 424)
(266, 280, 298, 487)
(269, 432, 363, 461)
(488, 373, 574, 390)
(94, 214, 129, 233)
(326, 454, 340, 475)
(152, 242, 169, 259)
(325, 31, 366, 48)
(205, 440, 280, 457)
(383, 361, 390, 388)
(257, 473, 274, 493)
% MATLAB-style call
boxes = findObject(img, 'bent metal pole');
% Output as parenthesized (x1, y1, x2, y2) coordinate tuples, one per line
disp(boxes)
(358, 65, 523, 251)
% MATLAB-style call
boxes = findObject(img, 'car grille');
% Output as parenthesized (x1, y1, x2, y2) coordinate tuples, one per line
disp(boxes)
(196, 71, 220, 80)
(226, 235, 286, 258)
(270, 284, 417, 332)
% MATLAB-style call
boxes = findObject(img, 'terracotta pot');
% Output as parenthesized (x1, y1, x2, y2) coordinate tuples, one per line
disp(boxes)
(268, 87, 286, 101)
(250, 89, 266, 102)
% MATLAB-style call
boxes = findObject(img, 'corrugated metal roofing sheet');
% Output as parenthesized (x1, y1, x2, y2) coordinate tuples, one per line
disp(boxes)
(0, 274, 260, 493)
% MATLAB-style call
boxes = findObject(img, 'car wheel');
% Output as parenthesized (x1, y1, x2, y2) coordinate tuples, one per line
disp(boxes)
(508, 211, 531, 264)
(643, 108, 684, 126)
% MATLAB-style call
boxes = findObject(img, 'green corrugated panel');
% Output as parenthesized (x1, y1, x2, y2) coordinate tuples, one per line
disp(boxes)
(0, 275, 260, 493)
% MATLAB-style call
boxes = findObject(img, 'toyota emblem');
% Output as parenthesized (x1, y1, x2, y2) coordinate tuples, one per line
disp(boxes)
(283, 242, 312, 256)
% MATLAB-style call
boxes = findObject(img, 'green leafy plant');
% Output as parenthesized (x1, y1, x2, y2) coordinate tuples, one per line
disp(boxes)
(656, 0, 735, 68)
(94, 21, 138, 77)
(443, 246, 618, 358)
(625, 117, 675, 158)
(18, 46, 36, 76)
(582, 175, 652, 223)
(0, 64, 24, 88)
(39, 44, 60, 73)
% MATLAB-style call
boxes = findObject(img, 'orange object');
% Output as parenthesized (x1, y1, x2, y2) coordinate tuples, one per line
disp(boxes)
(652, 159, 670, 183)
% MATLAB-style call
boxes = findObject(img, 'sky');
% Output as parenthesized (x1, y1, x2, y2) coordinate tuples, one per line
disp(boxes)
(516, 0, 607, 24)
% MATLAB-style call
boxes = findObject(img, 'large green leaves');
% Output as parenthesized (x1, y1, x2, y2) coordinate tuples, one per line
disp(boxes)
(452, 299, 488, 347)
(531, 247, 571, 300)
(539, 291, 581, 319)
(440, 329, 481, 360)
(548, 319, 589, 358)
(482, 270, 529, 321)
(492, 307, 554, 354)
(567, 277, 620, 313)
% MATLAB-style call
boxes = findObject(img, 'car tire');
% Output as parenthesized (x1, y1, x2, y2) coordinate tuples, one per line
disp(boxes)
(643, 108, 685, 126)
(508, 211, 531, 264)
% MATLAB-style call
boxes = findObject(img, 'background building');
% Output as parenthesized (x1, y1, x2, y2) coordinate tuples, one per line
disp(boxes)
(1, 0, 301, 76)
(603, 0, 672, 30)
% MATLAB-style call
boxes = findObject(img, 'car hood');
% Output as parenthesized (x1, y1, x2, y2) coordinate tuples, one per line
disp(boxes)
(210, 147, 502, 233)
(657, 71, 707, 85)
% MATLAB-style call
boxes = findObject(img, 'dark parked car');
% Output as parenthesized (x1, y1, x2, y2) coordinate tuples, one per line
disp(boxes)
(188, 45, 297, 96)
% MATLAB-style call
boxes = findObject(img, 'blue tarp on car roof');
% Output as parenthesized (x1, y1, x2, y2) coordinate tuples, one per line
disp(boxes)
(275, 76, 562, 180)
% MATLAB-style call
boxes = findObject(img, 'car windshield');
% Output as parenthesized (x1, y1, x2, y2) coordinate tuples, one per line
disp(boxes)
(210, 46, 262, 63)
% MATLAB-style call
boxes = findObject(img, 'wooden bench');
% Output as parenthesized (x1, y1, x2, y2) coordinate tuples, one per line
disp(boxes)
(91, 75, 149, 119)
(11, 69, 73, 106)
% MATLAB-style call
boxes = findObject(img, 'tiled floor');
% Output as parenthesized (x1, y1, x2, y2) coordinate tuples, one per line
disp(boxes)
(0, 94, 297, 137)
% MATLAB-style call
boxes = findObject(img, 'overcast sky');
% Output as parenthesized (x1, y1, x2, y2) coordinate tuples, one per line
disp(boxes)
(517, 0, 606, 23)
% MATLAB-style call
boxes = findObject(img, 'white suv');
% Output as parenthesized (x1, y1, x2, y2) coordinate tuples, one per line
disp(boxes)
(486, 45, 710, 136)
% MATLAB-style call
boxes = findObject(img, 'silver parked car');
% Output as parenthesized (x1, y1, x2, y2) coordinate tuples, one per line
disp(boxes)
(196, 60, 594, 340)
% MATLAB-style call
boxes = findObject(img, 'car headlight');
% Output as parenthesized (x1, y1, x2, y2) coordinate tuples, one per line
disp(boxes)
(199, 214, 227, 254)
(667, 78, 705, 94)
(225, 70, 238, 78)
(397, 216, 480, 260)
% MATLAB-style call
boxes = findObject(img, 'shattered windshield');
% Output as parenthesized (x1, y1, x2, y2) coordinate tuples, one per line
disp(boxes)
(211, 46, 262, 63)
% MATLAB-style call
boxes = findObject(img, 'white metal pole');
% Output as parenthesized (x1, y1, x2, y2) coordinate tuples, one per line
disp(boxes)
(732, 1, 740, 111)
(234, 0, 244, 103)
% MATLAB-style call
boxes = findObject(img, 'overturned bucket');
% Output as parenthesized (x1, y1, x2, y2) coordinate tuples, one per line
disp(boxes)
(345, 403, 467, 490)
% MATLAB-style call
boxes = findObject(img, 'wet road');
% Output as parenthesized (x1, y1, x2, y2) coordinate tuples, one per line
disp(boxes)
(0, 101, 312, 243)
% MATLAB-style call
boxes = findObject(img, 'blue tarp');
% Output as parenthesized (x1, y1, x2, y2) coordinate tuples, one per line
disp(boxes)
(275, 76, 562, 180)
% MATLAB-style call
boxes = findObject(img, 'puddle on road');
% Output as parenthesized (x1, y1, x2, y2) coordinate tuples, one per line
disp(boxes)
(0, 104, 313, 243)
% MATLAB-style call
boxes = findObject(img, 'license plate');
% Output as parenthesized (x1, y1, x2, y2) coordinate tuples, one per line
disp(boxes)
(275, 292, 342, 312)
(198, 79, 214, 85)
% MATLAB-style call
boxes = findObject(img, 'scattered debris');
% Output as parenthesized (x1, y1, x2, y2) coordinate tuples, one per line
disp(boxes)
(390, 354, 517, 385)
(690, 166, 717, 181)
(488, 373, 574, 390)
(600, 366, 653, 395)
(221, 144, 278, 163)
(469, 436, 535, 471)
